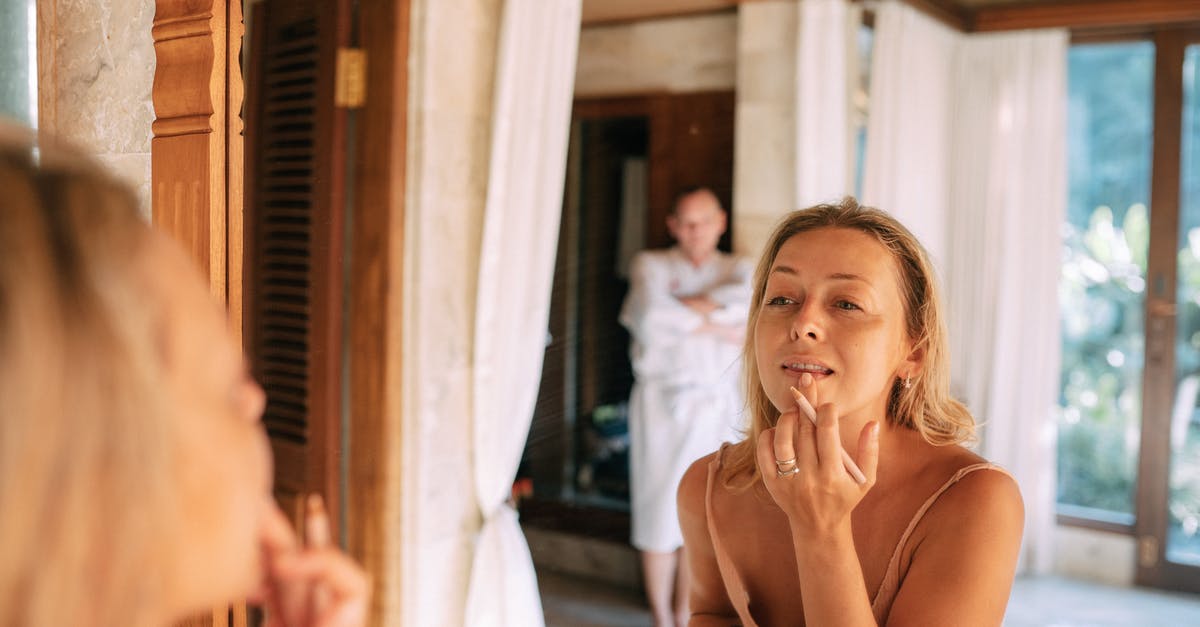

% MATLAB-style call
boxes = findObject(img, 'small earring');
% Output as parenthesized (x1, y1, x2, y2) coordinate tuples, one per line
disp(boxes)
(903, 375, 912, 389)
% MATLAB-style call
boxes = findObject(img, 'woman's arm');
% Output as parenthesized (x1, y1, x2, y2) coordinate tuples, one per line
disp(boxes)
(881, 470, 1024, 626)
(678, 455, 741, 626)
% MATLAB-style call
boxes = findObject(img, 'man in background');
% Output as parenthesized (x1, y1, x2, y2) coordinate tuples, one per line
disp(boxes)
(619, 187, 751, 627)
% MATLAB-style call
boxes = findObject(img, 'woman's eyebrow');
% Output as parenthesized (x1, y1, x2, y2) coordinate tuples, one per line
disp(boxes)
(828, 272, 870, 284)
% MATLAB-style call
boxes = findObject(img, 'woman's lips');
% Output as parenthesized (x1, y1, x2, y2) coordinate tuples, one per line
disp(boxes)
(783, 368, 832, 382)
(780, 361, 834, 378)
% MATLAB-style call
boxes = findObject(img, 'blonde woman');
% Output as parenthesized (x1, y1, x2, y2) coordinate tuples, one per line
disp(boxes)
(0, 127, 367, 626)
(679, 198, 1024, 626)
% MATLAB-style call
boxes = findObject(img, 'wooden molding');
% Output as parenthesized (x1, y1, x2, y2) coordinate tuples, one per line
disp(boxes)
(151, 0, 227, 302)
(349, 0, 409, 623)
(35, 0, 57, 133)
(974, 0, 1200, 33)
(226, 0, 244, 334)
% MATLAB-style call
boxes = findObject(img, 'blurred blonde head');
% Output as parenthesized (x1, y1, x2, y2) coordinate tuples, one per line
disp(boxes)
(724, 197, 975, 486)
(0, 128, 180, 625)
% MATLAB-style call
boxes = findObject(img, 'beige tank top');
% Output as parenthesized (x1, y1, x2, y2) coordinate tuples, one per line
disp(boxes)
(704, 444, 1008, 625)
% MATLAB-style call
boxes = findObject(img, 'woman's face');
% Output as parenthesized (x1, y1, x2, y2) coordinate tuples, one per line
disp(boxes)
(754, 227, 916, 424)
(144, 233, 271, 612)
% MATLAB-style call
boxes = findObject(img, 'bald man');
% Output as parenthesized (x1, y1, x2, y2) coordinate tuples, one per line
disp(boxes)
(619, 187, 752, 627)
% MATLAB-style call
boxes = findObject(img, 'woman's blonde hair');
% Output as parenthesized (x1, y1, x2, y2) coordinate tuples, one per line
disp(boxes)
(0, 130, 179, 625)
(723, 197, 975, 487)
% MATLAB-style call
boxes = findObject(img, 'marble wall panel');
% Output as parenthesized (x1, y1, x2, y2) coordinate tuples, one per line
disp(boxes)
(733, 0, 796, 255)
(39, 0, 154, 215)
(575, 12, 736, 96)
(402, 0, 502, 625)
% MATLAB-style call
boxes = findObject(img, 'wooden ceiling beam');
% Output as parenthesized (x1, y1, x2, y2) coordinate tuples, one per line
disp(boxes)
(579, 0, 1200, 33)
(973, 0, 1200, 33)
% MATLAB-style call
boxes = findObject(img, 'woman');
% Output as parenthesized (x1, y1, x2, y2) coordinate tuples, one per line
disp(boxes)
(678, 198, 1024, 626)
(0, 127, 367, 626)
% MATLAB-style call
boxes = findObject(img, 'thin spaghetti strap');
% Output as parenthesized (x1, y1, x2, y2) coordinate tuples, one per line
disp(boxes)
(871, 463, 1009, 609)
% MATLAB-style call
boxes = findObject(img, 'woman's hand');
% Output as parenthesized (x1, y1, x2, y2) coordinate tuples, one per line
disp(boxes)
(755, 374, 880, 536)
(253, 495, 370, 627)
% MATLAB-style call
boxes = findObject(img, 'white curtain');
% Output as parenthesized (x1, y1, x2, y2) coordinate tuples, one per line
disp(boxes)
(945, 30, 1068, 576)
(861, 0, 958, 269)
(463, 1, 581, 625)
(794, 0, 853, 207)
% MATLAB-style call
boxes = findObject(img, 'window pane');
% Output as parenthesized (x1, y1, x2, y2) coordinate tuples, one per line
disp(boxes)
(1058, 42, 1155, 520)
(1169, 43, 1200, 565)
(852, 21, 873, 198)
(0, 0, 36, 126)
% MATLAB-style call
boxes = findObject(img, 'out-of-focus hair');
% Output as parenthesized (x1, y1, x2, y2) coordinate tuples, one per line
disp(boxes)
(0, 126, 178, 626)
(723, 197, 975, 488)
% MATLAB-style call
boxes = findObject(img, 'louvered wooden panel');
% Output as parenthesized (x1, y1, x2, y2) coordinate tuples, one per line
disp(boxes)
(254, 13, 317, 452)
(244, 0, 349, 534)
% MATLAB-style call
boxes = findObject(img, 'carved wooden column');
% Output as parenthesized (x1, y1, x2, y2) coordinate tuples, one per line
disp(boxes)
(151, 0, 243, 311)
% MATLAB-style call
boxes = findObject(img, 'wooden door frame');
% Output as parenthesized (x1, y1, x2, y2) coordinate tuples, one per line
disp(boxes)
(345, 0, 409, 624)
(1137, 26, 1200, 594)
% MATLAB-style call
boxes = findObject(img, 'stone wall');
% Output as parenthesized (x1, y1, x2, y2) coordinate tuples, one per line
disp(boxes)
(38, 0, 155, 216)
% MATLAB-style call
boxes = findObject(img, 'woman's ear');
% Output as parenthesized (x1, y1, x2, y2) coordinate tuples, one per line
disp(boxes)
(903, 339, 926, 378)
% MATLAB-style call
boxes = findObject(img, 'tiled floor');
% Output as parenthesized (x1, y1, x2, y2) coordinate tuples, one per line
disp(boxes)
(539, 570, 1200, 626)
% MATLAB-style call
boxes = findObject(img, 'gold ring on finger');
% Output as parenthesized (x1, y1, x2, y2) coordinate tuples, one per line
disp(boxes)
(775, 457, 797, 469)
(776, 466, 800, 478)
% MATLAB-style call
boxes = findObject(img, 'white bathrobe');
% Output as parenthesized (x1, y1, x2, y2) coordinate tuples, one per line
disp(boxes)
(620, 247, 753, 552)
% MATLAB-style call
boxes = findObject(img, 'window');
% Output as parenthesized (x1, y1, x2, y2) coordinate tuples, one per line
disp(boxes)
(0, 0, 37, 126)
(1058, 41, 1155, 524)
(1059, 31, 1200, 592)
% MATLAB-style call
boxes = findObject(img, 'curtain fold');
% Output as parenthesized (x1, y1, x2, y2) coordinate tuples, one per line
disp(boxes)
(861, 0, 958, 268)
(946, 29, 1068, 576)
(463, 1, 582, 625)
(865, 0, 1067, 575)
(794, 0, 852, 207)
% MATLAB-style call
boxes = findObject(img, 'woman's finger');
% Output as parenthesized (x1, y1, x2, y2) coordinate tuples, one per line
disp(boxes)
(813, 402, 843, 481)
(773, 411, 799, 473)
(305, 494, 334, 618)
(273, 548, 369, 613)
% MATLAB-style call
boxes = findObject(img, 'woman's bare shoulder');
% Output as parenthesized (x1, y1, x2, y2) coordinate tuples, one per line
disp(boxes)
(679, 450, 721, 505)
(921, 446, 1024, 536)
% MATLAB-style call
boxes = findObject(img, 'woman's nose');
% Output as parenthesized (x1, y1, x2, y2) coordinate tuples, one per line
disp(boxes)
(242, 380, 267, 422)
(788, 301, 822, 342)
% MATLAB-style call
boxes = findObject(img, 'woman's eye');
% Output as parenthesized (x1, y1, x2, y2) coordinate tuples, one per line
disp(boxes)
(834, 299, 861, 311)
(766, 296, 794, 306)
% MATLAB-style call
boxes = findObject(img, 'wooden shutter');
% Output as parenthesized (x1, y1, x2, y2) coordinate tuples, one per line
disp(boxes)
(244, 0, 350, 528)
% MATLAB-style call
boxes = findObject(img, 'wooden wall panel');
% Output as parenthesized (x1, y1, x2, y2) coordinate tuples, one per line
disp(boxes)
(348, 0, 410, 623)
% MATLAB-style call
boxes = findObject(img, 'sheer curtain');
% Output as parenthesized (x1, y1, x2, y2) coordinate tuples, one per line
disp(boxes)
(864, 0, 1067, 574)
(860, 0, 958, 268)
(794, 0, 853, 207)
(462, 1, 581, 625)
(946, 30, 1068, 575)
